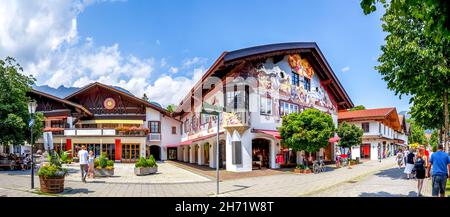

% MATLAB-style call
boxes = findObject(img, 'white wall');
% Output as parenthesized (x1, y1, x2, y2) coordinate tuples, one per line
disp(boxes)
(225, 129, 252, 172)
(160, 115, 182, 160)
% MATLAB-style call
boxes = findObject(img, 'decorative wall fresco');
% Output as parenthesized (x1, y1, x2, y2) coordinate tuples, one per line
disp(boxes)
(252, 54, 336, 115)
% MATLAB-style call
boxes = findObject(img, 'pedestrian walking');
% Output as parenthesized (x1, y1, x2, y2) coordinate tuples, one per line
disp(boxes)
(404, 148, 415, 179)
(335, 147, 341, 168)
(78, 145, 89, 183)
(396, 150, 404, 168)
(87, 150, 95, 179)
(414, 148, 428, 196)
(427, 145, 450, 197)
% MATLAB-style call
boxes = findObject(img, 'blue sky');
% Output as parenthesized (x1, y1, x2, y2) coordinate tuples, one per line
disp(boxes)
(0, 0, 411, 111)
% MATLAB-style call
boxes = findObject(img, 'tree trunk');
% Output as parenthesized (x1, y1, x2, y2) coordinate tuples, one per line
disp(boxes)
(443, 91, 449, 152)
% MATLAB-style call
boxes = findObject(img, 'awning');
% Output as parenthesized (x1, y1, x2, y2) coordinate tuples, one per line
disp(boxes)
(81, 119, 144, 124)
(253, 129, 282, 139)
(165, 132, 224, 147)
(328, 136, 340, 143)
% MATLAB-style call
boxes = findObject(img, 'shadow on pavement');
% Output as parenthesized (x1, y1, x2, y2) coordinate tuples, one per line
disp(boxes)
(62, 187, 95, 195)
(359, 191, 417, 197)
(220, 184, 252, 194)
(374, 167, 405, 180)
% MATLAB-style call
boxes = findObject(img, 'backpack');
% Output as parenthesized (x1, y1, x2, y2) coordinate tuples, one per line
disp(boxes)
(414, 158, 425, 171)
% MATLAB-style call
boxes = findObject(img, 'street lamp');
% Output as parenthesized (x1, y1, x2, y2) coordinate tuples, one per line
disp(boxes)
(28, 99, 37, 189)
(201, 107, 221, 197)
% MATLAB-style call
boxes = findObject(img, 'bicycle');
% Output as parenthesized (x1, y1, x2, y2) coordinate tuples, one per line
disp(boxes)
(312, 158, 326, 174)
(340, 157, 348, 167)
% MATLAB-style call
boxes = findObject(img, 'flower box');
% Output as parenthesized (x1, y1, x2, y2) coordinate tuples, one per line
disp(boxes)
(94, 168, 114, 177)
(39, 176, 65, 193)
(134, 167, 157, 176)
(294, 168, 304, 173)
(303, 169, 312, 174)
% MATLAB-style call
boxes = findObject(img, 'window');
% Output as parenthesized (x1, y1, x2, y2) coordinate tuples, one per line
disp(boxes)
(280, 101, 299, 116)
(232, 141, 242, 164)
(51, 119, 66, 128)
(304, 77, 311, 91)
(362, 122, 370, 133)
(200, 113, 210, 125)
(184, 119, 190, 133)
(379, 123, 381, 134)
(171, 126, 176, 134)
(384, 125, 386, 135)
(148, 121, 160, 133)
(260, 96, 272, 115)
(291, 71, 299, 86)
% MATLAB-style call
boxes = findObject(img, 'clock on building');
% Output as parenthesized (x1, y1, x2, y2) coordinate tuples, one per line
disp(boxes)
(103, 97, 116, 110)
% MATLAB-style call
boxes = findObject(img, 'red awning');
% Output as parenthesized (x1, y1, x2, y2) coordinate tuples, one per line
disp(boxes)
(328, 136, 340, 143)
(253, 129, 282, 139)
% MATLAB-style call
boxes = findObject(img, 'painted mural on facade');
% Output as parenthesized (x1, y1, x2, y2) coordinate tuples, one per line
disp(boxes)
(250, 54, 336, 116)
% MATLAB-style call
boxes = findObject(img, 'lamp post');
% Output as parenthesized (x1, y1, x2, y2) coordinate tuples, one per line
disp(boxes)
(201, 107, 221, 197)
(28, 100, 37, 189)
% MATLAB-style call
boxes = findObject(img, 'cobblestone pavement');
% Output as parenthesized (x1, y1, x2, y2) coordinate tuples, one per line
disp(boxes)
(0, 157, 418, 197)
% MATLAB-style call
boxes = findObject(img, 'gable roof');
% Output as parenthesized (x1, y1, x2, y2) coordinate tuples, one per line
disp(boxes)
(29, 89, 93, 116)
(338, 107, 401, 131)
(64, 82, 171, 116)
(174, 42, 353, 115)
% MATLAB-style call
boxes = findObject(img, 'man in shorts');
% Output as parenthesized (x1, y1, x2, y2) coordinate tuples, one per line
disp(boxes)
(427, 145, 450, 197)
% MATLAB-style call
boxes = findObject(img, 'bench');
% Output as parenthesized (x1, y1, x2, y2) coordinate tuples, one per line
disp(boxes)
(0, 160, 18, 170)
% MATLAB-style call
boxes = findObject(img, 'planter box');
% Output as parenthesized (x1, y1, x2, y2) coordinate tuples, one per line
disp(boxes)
(39, 176, 65, 193)
(294, 168, 304, 173)
(134, 167, 157, 176)
(94, 168, 114, 177)
(304, 169, 312, 174)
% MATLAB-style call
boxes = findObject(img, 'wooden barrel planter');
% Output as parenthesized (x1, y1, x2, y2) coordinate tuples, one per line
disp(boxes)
(39, 176, 65, 193)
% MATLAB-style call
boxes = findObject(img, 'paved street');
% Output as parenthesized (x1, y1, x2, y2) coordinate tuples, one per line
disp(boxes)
(309, 166, 432, 197)
(0, 157, 433, 197)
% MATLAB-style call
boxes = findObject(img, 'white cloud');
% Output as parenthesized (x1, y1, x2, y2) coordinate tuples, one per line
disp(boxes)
(169, 67, 179, 74)
(182, 57, 207, 68)
(156, 39, 161, 45)
(145, 67, 204, 107)
(0, 0, 207, 107)
(341, 66, 350, 72)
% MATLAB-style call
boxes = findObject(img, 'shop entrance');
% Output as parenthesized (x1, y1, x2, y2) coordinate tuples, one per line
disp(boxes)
(252, 138, 270, 169)
(122, 144, 140, 163)
(204, 143, 209, 165)
(167, 147, 177, 160)
(73, 144, 115, 160)
(194, 144, 199, 163)
(360, 144, 371, 159)
(148, 145, 161, 161)
(218, 140, 226, 168)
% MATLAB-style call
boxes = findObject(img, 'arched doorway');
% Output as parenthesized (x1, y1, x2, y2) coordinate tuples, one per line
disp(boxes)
(252, 138, 270, 169)
(194, 144, 199, 163)
(149, 145, 161, 161)
(218, 140, 226, 168)
(204, 143, 209, 165)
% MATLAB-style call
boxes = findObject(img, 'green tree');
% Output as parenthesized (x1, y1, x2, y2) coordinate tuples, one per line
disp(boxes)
(349, 105, 366, 111)
(0, 57, 37, 146)
(408, 120, 427, 145)
(142, 93, 149, 102)
(360, 0, 450, 150)
(278, 108, 335, 163)
(166, 104, 177, 113)
(430, 130, 439, 151)
(336, 122, 363, 154)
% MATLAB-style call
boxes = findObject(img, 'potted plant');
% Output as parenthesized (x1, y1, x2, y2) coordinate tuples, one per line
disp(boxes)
(134, 155, 158, 176)
(303, 165, 312, 174)
(94, 153, 114, 177)
(72, 157, 79, 163)
(294, 164, 304, 173)
(38, 152, 68, 193)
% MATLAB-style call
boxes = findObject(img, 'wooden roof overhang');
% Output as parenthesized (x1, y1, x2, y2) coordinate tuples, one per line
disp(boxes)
(172, 42, 354, 118)
(339, 109, 401, 132)
(64, 82, 180, 122)
(29, 89, 93, 117)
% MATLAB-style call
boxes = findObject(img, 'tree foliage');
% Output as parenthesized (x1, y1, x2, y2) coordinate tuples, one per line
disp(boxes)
(337, 122, 363, 150)
(0, 57, 37, 146)
(408, 120, 427, 145)
(360, 0, 450, 148)
(430, 130, 439, 149)
(278, 108, 335, 153)
(349, 105, 366, 111)
(166, 104, 177, 113)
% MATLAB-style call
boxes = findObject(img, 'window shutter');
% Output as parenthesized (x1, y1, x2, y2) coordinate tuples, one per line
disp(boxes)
(232, 141, 242, 164)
